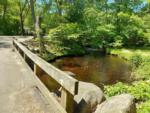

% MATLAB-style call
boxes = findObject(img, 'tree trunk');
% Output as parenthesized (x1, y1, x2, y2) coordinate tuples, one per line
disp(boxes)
(2, 0, 7, 20)
(115, 0, 121, 35)
(29, 0, 36, 26)
(35, 16, 45, 55)
(29, 0, 45, 54)
(20, 13, 25, 35)
(55, 0, 62, 15)
(18, 0, 28, 35)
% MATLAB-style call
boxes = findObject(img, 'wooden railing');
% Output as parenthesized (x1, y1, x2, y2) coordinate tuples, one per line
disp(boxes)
(13, 39, 79, 113)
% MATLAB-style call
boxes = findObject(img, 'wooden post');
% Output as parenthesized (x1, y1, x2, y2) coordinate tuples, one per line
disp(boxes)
(34, 64, 43, 76)
(19, 49, 24, 57)
(24, 53, 26, 60)
(18, 48, 21, 55)
(34, 64, 38, 75)
(12, 41, 15, 52)
(61, 88, 74, 113)
(16, 45, 18, 51)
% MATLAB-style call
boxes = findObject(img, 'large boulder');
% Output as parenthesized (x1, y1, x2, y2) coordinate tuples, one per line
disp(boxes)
(74, 82, 105, 113)
(94, 94, 136, 113)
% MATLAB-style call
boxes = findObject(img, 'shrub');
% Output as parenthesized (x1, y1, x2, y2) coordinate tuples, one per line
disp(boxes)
(90, 24, 116, 49)
(133, 62, 150, 80)
(137, 100, 150, 113)
(48, 23, 85, 56)
(129, 54, 143, 68)
(66, 0, 85, 23)
(130, 56, 150, 80)
(42, 14, 67, 33)
(83, 7, 102, 30)
(112, 35, 123, 48)
(82, 7, 116, 49)
(40, 52, 56, 61)
(116, 12, 147, 46)
(104, 82, 129, 98)
(104, 81, 150, 102)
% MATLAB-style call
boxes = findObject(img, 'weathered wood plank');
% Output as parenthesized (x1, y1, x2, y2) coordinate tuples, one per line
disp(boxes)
(0, 37, 67, 113)
(61, 88, 74, 113)
(15, 47, 67, 113)
(13, 40, 78, 96)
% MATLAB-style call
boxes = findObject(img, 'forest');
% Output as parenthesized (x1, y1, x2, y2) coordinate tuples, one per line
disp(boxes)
(1, 0, 150, 113)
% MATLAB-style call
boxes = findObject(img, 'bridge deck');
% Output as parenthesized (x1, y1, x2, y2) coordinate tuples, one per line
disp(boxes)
(0, 37, 64, 113)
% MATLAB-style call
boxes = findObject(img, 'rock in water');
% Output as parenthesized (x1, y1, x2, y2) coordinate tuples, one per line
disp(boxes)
(74, 82, 105, 113)
(94, 94, 136, 113)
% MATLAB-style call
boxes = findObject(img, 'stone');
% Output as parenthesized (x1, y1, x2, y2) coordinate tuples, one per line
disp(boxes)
(94, 94, 136, 113)
(74, 82, 105, 113)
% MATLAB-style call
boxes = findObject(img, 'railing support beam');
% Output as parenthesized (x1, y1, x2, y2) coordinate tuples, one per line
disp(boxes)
(61, 88, 74, 113)
(13, 39, 79, 113)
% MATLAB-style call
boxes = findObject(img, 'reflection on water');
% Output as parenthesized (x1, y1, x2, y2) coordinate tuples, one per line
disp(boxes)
(52, 53, 132, 87)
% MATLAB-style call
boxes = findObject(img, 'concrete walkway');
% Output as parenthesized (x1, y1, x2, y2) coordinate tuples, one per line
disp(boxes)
(0, 37, 57, 113)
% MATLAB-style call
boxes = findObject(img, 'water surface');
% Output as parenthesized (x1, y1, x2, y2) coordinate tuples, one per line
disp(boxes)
(52, 53, 132, 87)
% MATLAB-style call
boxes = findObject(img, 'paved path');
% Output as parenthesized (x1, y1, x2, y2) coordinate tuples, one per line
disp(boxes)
(0, 37, 59, 113)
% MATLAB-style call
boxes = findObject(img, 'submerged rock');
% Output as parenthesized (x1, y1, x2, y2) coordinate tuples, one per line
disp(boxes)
(74, 81, 105, 113)
(94, 94, 136, 113)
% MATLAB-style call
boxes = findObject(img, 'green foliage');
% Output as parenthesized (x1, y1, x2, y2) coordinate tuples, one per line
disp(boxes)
(143, 14, 150, 46)
(40, 52, 56, 61)
(125, 15, 146, 46)
(106, 48, 150, 110)
(129, 54, 150, 80)
(1, 0, 150, 49)
(48, 23, 80, 40)
(104, 82, 129, 97)
(47, 23, 85, 55)
(133, 60, 150, 80)
(83, 7, 102, 30)
(112, 35, 123, 48)
(105, 81, 150, 102)
(0, 0, 19, 35)
(81, 7, 116, 49)
(42, 14, 67, 33)
(144, 33, 150, 46)
(137, 100, 150, 113)
(66, 0, 85, 23)
(116, 12, 147, 46)
(1, 1, 150, 113)
(110, 48, 150, 80)
(0, 18, 19, 35)
(92, 24, 116, 48)
(129, 54, 143, 68)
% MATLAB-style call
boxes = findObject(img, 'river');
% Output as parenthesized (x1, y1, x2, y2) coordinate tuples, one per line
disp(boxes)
(52, 53, 132, 87)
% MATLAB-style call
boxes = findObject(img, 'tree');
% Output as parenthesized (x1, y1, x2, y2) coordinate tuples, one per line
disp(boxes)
(29, 0, 35, 25)
(29, 0, 53, 54)
(66, 0, 85, 23)
(0, 0, 8, 20)
(17, 0, 29, 35)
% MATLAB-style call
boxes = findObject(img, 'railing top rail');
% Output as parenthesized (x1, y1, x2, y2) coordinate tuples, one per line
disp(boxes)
(13, 39, 78, 95)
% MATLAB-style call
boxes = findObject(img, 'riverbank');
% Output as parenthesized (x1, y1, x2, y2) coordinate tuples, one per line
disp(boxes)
(23, 38, 107, 62)
(109, 48, 150, 60)
(23, 38, 87, 61)
(105, 48, 150, 113)
(24, 38, 150, 113)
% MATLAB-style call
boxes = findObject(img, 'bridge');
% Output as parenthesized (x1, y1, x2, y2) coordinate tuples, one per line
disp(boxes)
(0, 36, 79, 113)
(0, 36, 137, 113)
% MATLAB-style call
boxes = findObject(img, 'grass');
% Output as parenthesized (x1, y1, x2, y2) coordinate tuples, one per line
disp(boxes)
(109, 48, 150, 60)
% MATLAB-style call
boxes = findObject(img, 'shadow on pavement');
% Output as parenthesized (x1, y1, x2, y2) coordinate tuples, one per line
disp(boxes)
(0, 42, 11, 48)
